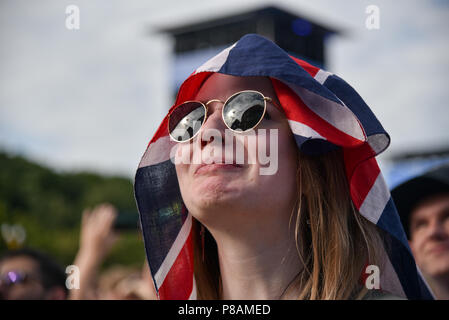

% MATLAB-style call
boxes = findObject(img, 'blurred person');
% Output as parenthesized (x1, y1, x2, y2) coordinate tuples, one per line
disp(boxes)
(134, 34, 432, 299)
(97, 265, 142, 299)
(392, 163, 449, 299)
(97, 263, 156, 300)
(69, 203, 157, 300)
(0, 248, 67, 300)
(140, 259, 158, 299)
(69, 203, 119, 300)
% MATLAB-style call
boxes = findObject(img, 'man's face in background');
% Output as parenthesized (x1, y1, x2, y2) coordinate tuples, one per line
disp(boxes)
(409, 193, 449, 279)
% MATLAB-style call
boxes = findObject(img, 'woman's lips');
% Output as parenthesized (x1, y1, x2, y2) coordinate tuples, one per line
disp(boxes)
(194, 163, 243, 175)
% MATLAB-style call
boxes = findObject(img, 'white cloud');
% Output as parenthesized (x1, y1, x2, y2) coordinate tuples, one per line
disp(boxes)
(0, 0, 172, 176)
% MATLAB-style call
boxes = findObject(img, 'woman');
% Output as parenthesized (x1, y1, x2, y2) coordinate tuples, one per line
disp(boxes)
(134, 34, 433, 300)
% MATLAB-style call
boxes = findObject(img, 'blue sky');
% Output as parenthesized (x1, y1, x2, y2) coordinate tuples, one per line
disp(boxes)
(0, 0, 448, 180)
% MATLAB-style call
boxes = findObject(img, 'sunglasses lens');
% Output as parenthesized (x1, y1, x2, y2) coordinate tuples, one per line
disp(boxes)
(223, 91, 265, 132)
(169, 102, 206, 142)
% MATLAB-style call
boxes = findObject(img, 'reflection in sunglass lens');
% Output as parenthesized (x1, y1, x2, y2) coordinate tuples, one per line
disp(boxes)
(223, 92, 265, 132)
(169, 102, 206, 142)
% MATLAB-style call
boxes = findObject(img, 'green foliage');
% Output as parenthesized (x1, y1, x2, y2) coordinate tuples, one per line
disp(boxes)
(0, 151, 145, 268)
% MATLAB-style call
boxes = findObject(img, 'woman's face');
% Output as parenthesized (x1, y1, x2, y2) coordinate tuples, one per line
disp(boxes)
(175, 73, 298, 233)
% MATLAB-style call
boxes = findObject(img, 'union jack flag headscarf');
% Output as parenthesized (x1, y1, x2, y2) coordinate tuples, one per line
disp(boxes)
(134, 34, 434, 300)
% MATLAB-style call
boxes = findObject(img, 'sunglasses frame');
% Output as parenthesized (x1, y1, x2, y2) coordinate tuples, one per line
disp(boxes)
(168, 90, 279, 143)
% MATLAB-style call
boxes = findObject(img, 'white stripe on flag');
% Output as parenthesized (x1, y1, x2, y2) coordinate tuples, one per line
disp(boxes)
(194, 43, 237, 74)
(189, 275, 197, 300)
(288, 119, 326, 140)
(139, 135, 173, 168)
(154, 213, 193, 289)
(379, 248, 407, 298)
(286, 82, 366, 142)
(416, 265, 436, 299)
(367, 134, 390, 155)
(314, 69, 333, 84)
(359, 172, 390, 224)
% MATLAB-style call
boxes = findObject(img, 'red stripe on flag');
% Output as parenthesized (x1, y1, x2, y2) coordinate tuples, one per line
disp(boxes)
(344, 145, 380, 210)
(271, 79, 364, 148)
(173, 72, 212, 111)
(158, 229, 194, 300)
(289, 55, 320, 77)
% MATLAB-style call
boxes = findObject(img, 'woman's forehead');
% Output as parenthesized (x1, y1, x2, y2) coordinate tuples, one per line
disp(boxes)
(195, 73, 276, 101)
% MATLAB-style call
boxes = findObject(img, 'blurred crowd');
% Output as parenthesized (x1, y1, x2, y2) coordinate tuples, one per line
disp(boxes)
(0, 204, 157, 300)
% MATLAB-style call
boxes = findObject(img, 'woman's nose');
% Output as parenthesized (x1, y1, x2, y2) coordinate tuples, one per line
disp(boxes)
(198, 101, 227, 148)
(202, 101, 227, 129)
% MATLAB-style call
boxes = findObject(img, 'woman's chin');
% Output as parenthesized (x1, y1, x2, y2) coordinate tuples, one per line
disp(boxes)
(191, 176, 244, 209)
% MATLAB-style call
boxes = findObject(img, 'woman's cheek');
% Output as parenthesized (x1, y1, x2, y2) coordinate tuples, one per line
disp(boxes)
(172, 142, 193, 166)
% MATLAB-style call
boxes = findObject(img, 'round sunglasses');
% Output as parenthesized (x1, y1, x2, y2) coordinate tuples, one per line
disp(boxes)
(168, 90, 280, 142)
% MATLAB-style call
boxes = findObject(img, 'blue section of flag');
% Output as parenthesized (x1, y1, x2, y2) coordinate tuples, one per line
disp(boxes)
(135, 160, 186, 276)
(383, 230, 434, 299)
(377, 198, 410, 253)
(377, 198, 433, 299)
(219, 34, 341, 104)
(293, 133, 340, 155)
(323, 74, 387, 138)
